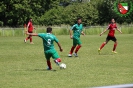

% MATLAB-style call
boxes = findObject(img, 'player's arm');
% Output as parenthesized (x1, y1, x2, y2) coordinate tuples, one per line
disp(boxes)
(69, 29, 73, 39)
(100, 29, 107, 36)
(26, 22, 30, 31)
(69, 25, 76, 39)
(81, 31, 85, 35)
(116, 28, 122, 34)
(26, 32, 38, 36)
(57, 42, 63, 52)
(54, 36, 63, 52)
(100, 25, 110, 36)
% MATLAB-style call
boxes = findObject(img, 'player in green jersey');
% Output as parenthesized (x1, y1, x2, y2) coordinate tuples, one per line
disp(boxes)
(68, 18, 85, 57)
(26, 27, 63, 70)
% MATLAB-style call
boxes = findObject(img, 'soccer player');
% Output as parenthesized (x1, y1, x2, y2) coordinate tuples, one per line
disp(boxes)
(26, 27, 63, 70)
(98, 18, 122, 54)
(68, 18, 85, 57)
(24, 18, 35, 44)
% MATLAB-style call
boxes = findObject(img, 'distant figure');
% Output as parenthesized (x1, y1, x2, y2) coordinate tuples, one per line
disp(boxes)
(68, 18, 85, 57)
(24, 18, 35, 44)
(98, 18, 122, 54)
(26, 27, 64, 70)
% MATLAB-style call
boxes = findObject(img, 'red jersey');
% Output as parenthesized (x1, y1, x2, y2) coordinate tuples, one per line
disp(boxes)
(27, 21, 33, 32)
(107, 23, 117, 37)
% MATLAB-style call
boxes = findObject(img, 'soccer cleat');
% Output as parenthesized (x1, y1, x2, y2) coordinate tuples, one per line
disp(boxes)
(47, 67, 52, 70)
(112, 51, 117, 54)
(68, 54, 72, 57)
(24, 39, 26, 43)
(73, 53, 78, 57)
(98, 48, 101, 54)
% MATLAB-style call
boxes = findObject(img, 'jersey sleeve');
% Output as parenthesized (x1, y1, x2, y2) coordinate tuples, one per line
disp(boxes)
(70, 24, 76, 30)
(81, 24, 83, 30)
(54, 36, 59, 43)
(27, 22, 30, 26)
(107, 24, 111, 30)
(38, 33, 45, 38)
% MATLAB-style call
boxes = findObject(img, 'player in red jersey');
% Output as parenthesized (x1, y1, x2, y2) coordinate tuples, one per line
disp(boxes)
(98, 19, 122, 54)
(24, 18, 35, 44)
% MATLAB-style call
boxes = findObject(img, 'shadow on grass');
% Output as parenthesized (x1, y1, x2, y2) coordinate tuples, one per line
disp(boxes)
(98, 53, 114, 55)
(33, 69, 56, 72)
(15, 69, 57, 72)
(65, 55, 80, 58)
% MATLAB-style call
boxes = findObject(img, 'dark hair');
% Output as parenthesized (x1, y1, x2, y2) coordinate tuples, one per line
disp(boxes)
(110, 18, 116, 24)
(46, 27, 52, 33)
(29, 18, 32, 22)
(77, 17, 82, 21)
(112, 18, 115, 20)
(74, 17, 82, 24)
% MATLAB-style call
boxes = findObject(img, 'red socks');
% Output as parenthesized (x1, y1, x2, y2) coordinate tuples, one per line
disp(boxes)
(100, 42, 117, 51)
(55, 58, 61, 62)
(75, 45, 81, 53)
(47, 59, 61, 69)
(26, 37, 29, 40)
(54, 58, 61, 66)
(47, 61, 52, 69)
(25, 36, 32, 42)
(69, 45, 81, 54)
(100, 43, 106, 50)
(69, 46, 76, 54)
(113, 43, 117, 51)
(30, 37, 32, 42)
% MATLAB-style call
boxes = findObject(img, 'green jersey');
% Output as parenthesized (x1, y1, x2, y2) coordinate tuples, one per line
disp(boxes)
(38, 33, 59, 51)
(71, 24, 83, 39)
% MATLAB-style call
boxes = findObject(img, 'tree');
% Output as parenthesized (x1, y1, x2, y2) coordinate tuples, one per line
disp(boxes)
(0, 0, 60, 26)
(60, 2, 99, 26)
(40, 6, 63, 25)
(0, 0, 133, 26)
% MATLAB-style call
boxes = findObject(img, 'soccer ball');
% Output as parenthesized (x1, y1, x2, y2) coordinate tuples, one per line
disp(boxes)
(60, 63, 66, 69)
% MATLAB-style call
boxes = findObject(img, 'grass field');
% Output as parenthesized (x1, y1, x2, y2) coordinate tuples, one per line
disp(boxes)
(0, 34, 133, 88)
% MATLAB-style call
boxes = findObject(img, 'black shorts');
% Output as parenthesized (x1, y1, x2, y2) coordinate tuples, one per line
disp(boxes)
(106, 36, 117, 42)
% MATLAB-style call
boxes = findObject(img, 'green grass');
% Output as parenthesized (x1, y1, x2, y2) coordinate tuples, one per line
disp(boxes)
(0, 34, 133, 88)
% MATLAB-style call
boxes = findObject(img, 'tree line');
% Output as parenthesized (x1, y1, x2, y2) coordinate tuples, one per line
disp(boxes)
(0, 0, 133, 27)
